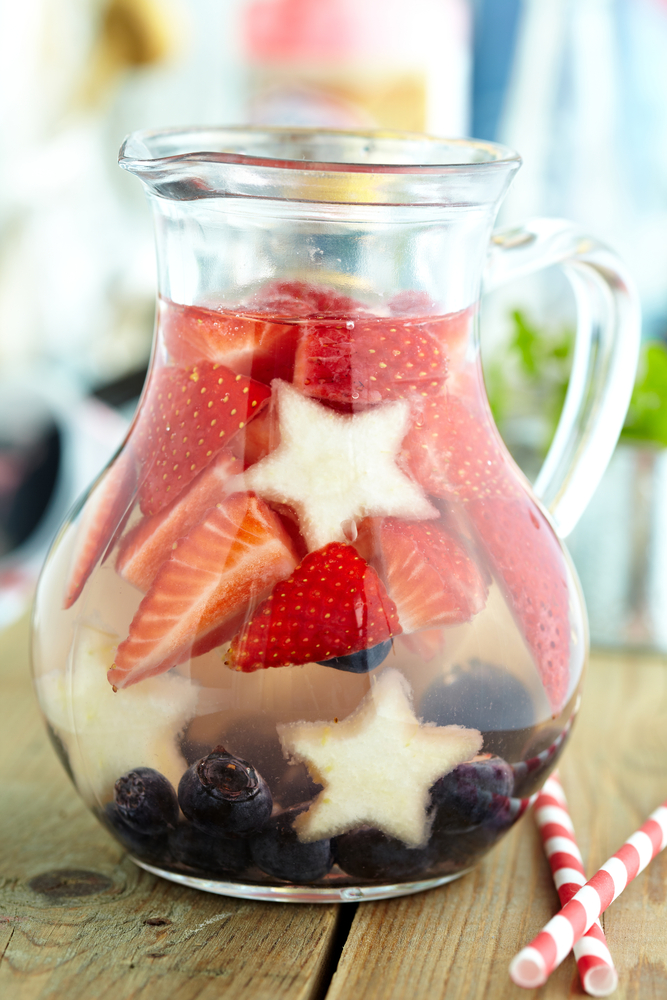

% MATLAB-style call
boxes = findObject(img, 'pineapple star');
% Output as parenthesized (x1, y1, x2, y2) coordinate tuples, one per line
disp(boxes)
(243, 381, 437, 551)
(277, 669, 483, 847)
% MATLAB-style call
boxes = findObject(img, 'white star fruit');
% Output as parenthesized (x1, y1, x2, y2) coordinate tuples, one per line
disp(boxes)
(277, 668, 483, 847)
(36, 625, 198, 805)
(242, 380, 437, 551)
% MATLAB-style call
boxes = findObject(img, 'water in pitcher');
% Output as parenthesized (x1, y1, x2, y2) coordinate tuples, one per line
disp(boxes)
(32, 280, 585, 897)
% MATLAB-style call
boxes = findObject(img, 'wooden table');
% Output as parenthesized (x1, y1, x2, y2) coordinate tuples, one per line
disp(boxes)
(1, 611, 666, 999)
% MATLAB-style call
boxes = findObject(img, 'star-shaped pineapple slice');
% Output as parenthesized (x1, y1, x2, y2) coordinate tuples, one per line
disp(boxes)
(243, 381, 437, 551)
(277, 669, 482, 847)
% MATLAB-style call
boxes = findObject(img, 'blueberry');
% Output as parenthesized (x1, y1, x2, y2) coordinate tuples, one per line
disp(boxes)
(334, 827, 432, 881)
(178, 746, 272, 837)
(169, 821, 251, 875)
(101, 802, 168, 865)
(250, 806, 333, 882)
(430, 756, 514, 834)
(113, 767, 179, 834)
(430, 794, 518, 870)
(318, 639, 392, 673)
(420, 659, 536, 759)
(271, 762, 323, 810)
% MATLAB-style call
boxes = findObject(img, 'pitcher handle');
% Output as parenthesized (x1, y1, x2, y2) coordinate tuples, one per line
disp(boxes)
(483, 217, 641, 538)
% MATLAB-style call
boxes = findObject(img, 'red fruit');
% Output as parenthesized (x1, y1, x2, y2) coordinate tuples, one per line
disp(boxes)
(355, 518, 488, 633)
(293, 315, 449, 408)
(109, 493, 299, 689)
(132, 361, 271, 515)
(401, 391, 570, 714)
(250, 280, 368, 318)
(229, 403, 279, 469)
(225, 542, 402, 672)
(160, 299, 301, 384)
(116, 450, 240, 592)
(400, 387, 523, 502)
(63, 449, 137, 609)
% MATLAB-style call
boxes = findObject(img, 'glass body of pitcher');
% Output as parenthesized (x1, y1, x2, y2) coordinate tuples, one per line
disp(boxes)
(31, 128, 639, 901)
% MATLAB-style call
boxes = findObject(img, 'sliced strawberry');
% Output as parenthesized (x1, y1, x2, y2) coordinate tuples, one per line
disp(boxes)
(229, 403, 279, 469)
(354, 518, 488, 633)
(63, 449, 137, 609)
(160, 299, 301, 384)
(109, 493, 298, 689)
(250, 280, 369, 318)
(116, 449, 240, 592)
(400, 385, 522, 502)
(225, 541, 402, 672)
(293, 315, 450, 409)
(401, 390, 570, 714)
(132, 361, 270, 516)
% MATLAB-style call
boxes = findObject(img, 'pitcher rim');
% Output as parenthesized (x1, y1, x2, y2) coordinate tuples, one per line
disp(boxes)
(119, 125, 521, 175)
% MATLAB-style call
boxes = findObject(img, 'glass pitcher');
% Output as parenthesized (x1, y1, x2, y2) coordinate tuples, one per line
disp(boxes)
(31, 128, 639, 902)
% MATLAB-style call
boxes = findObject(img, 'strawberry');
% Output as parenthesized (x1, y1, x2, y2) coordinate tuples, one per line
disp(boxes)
(63, 448, 137, 609)
(229, 403, 278, 469)
(160, 299, 301, 385)
(116, 449, 239, 592)
(401, 390, 571, 714)
(293, 315, 449, 409)
(249, 280, 369, 318)
(108, 493, 299, 689)
(132, 361, 270, 516)
(225, 542, 402, 672)
(354, 518, 488, 633)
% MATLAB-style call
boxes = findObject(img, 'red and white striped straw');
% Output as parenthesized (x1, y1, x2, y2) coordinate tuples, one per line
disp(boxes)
(510, 797, 667, 989)
(511, 696, 580, 788)
(533, 772, 618, 997)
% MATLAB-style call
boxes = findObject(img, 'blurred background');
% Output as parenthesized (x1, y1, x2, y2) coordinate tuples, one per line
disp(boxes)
(1, 0, 666, 648)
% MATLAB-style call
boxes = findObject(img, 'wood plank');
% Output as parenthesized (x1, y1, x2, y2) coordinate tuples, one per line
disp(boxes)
(325, 651, 667, 1000)
(0, 614, 340, 1000)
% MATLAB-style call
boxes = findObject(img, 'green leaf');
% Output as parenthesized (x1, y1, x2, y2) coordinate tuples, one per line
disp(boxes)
(621, 341, 667, 447)
(510, 309, 540, 376)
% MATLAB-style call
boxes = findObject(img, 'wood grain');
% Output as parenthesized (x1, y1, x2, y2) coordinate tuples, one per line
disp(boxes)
(0, 613, 340, 1000)
(325, 651, 667, 1000)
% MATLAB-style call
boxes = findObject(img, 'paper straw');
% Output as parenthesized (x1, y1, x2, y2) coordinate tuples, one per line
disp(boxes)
(510, 797, 667, 989)
(533, 773, 618, 997)
(511, 696, 580, 788)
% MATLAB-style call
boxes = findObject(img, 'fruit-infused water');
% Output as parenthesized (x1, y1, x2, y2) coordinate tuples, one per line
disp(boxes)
(32, 281, 585, 900)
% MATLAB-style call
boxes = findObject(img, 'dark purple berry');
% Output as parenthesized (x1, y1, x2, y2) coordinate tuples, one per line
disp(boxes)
(318, 639, 392, 673)
(272, 762, 322, 810)
(420, 659, 536, 759)
(430, 756, 514, 834)
(102, 802, 168, 864)
(113, 767, 179, 834)
(169, 821, 251, 875)
(250, 806, 333, 883)
(430, 795, 518, 870)
(334, 827, 432, 881)
(178, 746, 272, 837)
